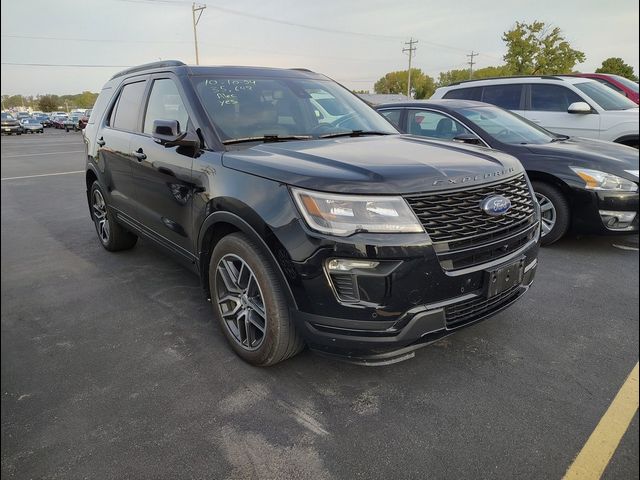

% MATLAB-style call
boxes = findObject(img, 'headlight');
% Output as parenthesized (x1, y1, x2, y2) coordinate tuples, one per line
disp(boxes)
(291, 187, 424, 236)
(570, 167, 638, 192)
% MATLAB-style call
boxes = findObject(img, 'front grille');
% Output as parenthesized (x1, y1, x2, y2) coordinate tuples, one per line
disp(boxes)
(405, 175, 537, 270)
(444, 284, 523, 328)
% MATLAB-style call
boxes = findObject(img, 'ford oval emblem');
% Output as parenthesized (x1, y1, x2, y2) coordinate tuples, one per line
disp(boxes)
(480, 195, 511, 216)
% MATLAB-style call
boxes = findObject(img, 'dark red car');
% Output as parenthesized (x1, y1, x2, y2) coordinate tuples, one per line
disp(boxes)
(573, 73, 639, 104)
(78, 109, 92, 130)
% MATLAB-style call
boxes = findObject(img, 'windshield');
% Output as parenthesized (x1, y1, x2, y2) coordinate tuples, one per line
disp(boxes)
(191, 76, 397, 143)
(26, 119, 40, 124)
(456, 105, 557, 145)
(1, 113, 15, 120)
(574, 81, 638, 110)
(610, 75, 640, 93)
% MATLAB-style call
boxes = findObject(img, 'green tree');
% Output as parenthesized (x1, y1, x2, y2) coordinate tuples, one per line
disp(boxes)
(502, 21, 585, 75)
(595, 57, 638, 81)
(374, 69, 435, 99)
(2, 95, 26, 109)
(437, 65, 514, 87)
(38, 95, 59, 112)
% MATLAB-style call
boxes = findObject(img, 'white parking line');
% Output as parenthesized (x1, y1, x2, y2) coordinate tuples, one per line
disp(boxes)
(1, 170, 84, 181)
(1, 150, 84, 159)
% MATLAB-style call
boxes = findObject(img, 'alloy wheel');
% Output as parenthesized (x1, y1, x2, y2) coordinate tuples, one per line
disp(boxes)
(92, 189, 110, 244)
(215, 254, 267, 351)
(536, 192, 556, 237)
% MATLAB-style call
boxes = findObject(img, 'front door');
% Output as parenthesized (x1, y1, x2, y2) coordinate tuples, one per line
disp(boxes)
(130, 77, 195, 256)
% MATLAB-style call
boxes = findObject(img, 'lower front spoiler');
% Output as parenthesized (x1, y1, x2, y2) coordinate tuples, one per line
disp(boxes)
(294, 269, 536, 366)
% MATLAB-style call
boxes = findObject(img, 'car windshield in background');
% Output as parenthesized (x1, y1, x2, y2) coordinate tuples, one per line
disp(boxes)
(25, 119, 41, 124)
(575, 81, 638, 110)
(191, 76, 397, 143)
(456, 106, 556, 145)
(1, 113, 15, 120)
(611, 75, 640, 93)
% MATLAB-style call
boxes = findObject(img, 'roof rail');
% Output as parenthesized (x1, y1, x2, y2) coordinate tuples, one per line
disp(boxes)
(448, 75, 564, 86)
(110, 60, 186, 80)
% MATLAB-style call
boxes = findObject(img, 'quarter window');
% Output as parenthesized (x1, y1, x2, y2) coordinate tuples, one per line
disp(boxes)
(443, 87, 482, 101)
(143, 79, 190, 134)
(481, 84, 523, 110)
(111, 81, 146, 132)
(530, 84, 583, 112)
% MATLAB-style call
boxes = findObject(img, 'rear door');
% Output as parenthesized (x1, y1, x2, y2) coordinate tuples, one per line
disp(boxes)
(523, 83, 601, 138)
(97, 79, 147, 219)
(129, 75, 196, 256)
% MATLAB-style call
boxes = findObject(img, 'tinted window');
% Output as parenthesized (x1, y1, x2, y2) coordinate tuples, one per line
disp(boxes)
(143, 79, 189, 134)
(406, 109, 473, 140)
(530, 84, 583, 112)
(611, 75, 639, 93)
(379, 109, 402, 129)
(481, 84, 523, 109)
(595, 78, 625, 94)
(443, 87, 481, 101)
(574, 81, 638, 110)
(111, 81, 146, 131)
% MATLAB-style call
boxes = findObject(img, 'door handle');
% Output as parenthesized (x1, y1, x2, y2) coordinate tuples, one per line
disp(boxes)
(96, 137, 106, 147)
(132, 148, 147, 161)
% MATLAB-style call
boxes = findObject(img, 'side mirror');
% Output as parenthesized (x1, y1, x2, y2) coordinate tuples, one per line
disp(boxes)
(453, 133, 482, 145)
(567, 102, 592, 114)
(152, 119, 199, 149)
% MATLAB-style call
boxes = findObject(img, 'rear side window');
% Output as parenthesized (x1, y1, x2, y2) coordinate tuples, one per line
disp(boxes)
(111, 81, 146, 132)
(530, 84, 583, 112)
(443, 87, 481, 101)
(143, 79, 190, 134)
(481, 84, 523, 109)
(379, 109, 402, 129)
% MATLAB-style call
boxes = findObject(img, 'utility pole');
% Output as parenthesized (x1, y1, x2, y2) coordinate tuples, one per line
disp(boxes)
(403, 38, 418, 98)
(192, 3, 207, 65)
(467, 51, 478, 79)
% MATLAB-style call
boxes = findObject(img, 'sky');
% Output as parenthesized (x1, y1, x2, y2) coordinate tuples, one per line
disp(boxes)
(1, 0, 639, 96)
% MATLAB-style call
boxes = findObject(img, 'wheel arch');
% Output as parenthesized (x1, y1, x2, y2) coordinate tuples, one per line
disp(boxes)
(197, 212, 298, 309)
(613, 134, 639, 148)
(85, 167, 99, 214)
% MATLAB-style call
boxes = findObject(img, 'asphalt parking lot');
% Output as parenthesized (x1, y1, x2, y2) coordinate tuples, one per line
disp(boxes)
(1, 129, 638, 480)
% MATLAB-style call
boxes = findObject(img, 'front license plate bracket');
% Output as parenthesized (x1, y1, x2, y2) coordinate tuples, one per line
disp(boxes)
(486, 259, 524, 298)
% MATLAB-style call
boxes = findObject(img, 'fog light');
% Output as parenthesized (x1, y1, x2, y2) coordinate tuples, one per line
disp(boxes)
(599, 210, 637, 230)
(326, 258, 379, 272)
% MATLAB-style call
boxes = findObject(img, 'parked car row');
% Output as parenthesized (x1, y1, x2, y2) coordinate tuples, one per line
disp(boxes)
(0, 110, 93, 134)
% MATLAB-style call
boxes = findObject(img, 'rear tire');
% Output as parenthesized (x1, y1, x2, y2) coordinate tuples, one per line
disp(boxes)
(90, 181, 137, 252)
(532, 181, 570, 246)
(209, 233, 304, 366)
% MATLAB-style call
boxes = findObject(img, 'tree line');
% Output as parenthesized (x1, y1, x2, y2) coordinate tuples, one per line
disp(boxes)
(373, 21, 638, 99)
(1, 91, 99, 112)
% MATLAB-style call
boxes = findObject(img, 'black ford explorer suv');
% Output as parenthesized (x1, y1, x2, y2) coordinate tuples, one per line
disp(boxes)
(84, 61, 540, 366)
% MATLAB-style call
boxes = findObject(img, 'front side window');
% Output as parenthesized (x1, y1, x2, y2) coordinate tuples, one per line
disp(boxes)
(143, 79, 190, 134)
(191, 76, 397, 143)
(111, 81, 146, 131)
(574, 81, 638, 110)
(379, 109, 402, 129)
(530, 84, 583, 112)
(407, 110, 473, 140)
(481, 84, 523, 110)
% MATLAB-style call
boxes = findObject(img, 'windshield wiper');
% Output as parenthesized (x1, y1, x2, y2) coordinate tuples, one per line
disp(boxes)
(223, 134, 312, 145)
(550, 134, 570, 142)
(319, 130, 392, 139)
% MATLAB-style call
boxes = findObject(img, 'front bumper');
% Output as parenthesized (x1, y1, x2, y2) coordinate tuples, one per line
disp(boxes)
(571, 188, 639, 234)
(1, 124, 22, 133)
(286, 229, 539, 362)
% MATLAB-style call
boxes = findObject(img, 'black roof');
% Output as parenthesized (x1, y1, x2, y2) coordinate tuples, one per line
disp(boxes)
(110, 60, 327, 81)
(375, 99, 489, 110)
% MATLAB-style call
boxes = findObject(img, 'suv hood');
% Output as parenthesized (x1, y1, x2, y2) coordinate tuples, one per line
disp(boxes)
(222, 135, 524, 194)
(525, 137, 639, 180)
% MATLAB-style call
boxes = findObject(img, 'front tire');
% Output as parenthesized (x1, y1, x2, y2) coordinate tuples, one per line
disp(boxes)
(209, 233, 304, 366)
(532, 181, 570, 246)
(90, 181, 137, 252)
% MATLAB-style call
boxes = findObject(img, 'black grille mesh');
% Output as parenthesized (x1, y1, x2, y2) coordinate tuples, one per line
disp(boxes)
(405, 175, 535, 244)
(444, 284, 523, 328)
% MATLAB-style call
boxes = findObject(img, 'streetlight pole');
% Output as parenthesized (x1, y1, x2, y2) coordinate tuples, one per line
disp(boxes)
(192, 3, 207, 65)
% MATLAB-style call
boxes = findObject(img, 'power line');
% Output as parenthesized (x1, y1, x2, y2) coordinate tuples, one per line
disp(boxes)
(403, 38, 418, 98)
